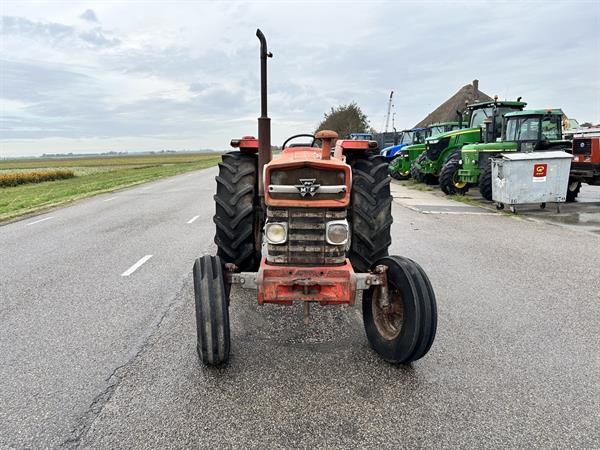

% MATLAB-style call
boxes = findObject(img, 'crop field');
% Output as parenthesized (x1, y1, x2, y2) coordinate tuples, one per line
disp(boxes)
(0, 152, 221, 221)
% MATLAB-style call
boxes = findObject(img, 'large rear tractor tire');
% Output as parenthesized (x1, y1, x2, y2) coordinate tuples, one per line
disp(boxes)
(193, 255, 231, 366)
(362, 256, 437, 364)
(410, 153, 426, 183)
(213, 152, 261, 271)
(439, 153, 469, 195)
(479, 161, 493, 201)
(566, 180, 581, 202)
(348, 155, 393, 273)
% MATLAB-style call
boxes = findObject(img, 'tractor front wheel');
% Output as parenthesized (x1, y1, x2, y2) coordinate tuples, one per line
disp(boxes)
(439, 153, 469, 195)
(410, 153, 426, 183)
(479, 161, 493, 201)
(389, 157, 410, 180)
(566, 180, 581, 202)
(193, 255, 231, 366)
(362, 256, 437, 364)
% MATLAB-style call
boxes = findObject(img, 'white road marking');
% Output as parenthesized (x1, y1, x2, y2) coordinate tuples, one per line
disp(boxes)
(187, 215, 200, 224)
(103, 197, 117, 202)
(26, 217, 54, 226)
(165, 179, 174, 184)
(140, 186, 152, 191)
(121, 255, 153, 277)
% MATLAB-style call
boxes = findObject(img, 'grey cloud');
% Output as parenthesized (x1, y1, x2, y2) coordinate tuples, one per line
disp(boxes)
(0, 16, 72, 41)
(189, 82, 211, 93)
(1, 16, 119, 48)
(0, 59, 90, 102)
(79, 9, 99, 23)
(78, 28, 120, 47)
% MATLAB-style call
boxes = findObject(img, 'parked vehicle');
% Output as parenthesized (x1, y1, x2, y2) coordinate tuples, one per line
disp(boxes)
(193, 30, 437, 366)
(389, 122, 463, 180)
(441, 109, 571, 199)
(349, 132, 373, 140)
(412, 99, 527, 186)
(380, 128, 427, 162)
(567, 135, 600, 201)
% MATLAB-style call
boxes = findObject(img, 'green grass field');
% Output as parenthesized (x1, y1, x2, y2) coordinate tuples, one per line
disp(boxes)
(0, 152, 221, 222)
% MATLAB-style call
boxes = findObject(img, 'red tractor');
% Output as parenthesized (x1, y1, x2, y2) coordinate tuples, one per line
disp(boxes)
(193, 30, 437, 366)
(567, 135, 600, 201)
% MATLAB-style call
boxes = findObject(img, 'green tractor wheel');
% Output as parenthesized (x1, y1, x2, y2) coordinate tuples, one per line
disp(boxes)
(479, 161, 493, 201)
(389, 156, 410, 180)
(410, 153, 427, 183)
(439, 153, 469, 195)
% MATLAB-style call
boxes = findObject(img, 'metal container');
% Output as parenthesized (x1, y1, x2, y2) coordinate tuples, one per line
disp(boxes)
(491, 151, 572, 210)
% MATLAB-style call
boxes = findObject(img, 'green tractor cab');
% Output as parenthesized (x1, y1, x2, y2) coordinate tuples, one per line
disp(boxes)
(412, 99, 527, 186)
(389, 122, 463, 180)
(441, 109, 571, 199)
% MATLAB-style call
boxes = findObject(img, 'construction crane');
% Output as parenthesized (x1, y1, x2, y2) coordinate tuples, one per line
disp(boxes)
(384, 90, 394, 133)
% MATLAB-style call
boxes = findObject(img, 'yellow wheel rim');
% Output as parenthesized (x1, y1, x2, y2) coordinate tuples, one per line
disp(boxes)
(453, 173, 467, 189)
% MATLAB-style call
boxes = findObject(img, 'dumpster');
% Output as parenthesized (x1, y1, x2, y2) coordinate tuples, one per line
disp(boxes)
(491, 151, 572, 213)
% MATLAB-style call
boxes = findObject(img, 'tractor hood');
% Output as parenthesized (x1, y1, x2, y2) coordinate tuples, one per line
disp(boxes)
(264, 146, 351, 208)
(381, 143, 408, 158)
(462, 141, 518, 152)
(426, 127, 479, 143)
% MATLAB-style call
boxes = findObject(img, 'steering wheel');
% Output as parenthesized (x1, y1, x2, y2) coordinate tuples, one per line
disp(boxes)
(282, 134, 317, 149)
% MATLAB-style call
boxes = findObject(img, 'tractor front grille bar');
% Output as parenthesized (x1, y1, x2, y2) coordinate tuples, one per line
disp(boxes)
(267, 185, 346, 194)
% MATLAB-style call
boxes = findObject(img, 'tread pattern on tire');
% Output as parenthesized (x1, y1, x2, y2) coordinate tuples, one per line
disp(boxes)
(479, 161, 493, 201)
(362, 255, 437, 364)
(213, 152, 260, 271)
(193, 255, 230, 366)
(348, 155, 393, 273)
(410, 153, 426, 183)
(439, 152, 468, 195)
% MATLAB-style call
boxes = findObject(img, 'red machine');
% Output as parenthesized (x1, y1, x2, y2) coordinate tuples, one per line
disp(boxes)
(193, 30, 437, 366)
(566, 136, 600, 201)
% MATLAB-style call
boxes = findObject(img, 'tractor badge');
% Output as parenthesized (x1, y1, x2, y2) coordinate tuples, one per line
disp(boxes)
(295, 178, 320, 197)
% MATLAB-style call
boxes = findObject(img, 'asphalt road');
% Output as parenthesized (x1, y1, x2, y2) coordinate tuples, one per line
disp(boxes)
(1, 169, 599, 448)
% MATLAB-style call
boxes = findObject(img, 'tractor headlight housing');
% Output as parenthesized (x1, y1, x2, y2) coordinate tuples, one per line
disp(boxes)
(265, 222, 287, 245)
(326, 220, 349, 246)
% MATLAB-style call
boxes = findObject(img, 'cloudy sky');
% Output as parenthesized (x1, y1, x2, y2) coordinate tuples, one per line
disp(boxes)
(1, 0, 599, 157)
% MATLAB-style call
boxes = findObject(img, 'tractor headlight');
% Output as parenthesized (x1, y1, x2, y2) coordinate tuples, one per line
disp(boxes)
(428, 139, 439, 145)
(326, 220, 349, 246)
(265, 222, 287, 244)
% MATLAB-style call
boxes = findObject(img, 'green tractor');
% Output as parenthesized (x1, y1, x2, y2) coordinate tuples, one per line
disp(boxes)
(389, 122, 463, 180)
(411, 99, 527, 186)
(440, 109, 572, 199)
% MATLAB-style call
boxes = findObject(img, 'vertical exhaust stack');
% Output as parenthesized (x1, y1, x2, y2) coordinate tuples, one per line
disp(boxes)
(256, 29, 272, 196)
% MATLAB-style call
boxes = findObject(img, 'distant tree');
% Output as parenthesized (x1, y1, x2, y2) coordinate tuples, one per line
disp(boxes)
(315, 103, 370, 138)
(580, 122, 593, 128)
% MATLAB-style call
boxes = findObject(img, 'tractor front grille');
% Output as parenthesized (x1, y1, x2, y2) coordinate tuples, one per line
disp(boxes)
(573, 138, 592, 156)
(266, 207, 347, 266)
(426, 137, 450, 160)
(268, 167, 346, 201)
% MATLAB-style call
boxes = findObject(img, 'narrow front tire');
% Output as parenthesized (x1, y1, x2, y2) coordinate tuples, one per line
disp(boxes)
(193, 255, 231, 366)
(362, 256, 437, 364)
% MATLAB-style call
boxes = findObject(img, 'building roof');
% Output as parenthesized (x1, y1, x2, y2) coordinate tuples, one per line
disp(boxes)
(414, 80, 492, 128)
